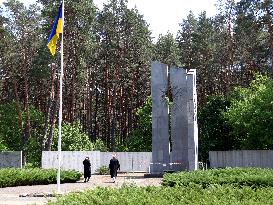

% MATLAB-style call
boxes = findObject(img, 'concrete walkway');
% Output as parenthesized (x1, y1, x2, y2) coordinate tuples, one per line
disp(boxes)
(0, 173, 162, 205)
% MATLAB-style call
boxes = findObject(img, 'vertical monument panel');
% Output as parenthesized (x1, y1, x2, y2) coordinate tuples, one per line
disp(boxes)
(187, 70, 198, 171)
(151, 61, 169, 173)
(170, 66, 188, 171)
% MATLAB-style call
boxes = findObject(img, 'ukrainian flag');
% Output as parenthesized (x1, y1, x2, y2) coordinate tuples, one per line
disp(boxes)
(47, 3, 63, 56)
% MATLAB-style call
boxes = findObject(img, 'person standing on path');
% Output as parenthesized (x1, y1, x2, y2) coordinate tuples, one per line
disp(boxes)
(109, 154, 120, 183)
(83, 156, 91, 182)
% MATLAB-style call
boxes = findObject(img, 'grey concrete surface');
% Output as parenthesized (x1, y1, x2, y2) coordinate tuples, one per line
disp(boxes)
(186, 69, 198, 171)
(150, 61, 170, 173)
(209, 150, 273, 168)
(0, 173, 162, 205)
(42, 151, 100, 174)
(42, 151, 152, 173)
(170, 66, 188, 171)
(150, 62, 198, 173)
(0, 151, 22, 168)
(100, 152, 152, 172)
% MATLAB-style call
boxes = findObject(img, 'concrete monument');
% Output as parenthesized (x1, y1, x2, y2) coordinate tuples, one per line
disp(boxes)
(170, 66, 188, 171)
(150, 61, 198, 174)
(150, 61, 170, 173)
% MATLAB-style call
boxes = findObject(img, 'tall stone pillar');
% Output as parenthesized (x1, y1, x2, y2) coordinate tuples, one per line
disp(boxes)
(187, 69, 198, 171)
(170, 66, 188, 171)
(148, 61, 198, 175)
(150, 61, 170, 174)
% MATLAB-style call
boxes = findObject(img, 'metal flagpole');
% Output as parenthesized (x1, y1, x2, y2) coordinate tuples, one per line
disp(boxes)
(57, 0, 64, 193)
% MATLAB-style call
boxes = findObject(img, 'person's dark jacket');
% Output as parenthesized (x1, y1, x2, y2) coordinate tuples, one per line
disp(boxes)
(109, 158, 120, 178)
(83, 158, 91, 178)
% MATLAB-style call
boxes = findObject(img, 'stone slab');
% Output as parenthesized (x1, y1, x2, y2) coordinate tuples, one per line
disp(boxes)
(186, 70, 198, 171)
(170, 66, 188, 171)
(209, 150, 273, 168)
(42, 151, 152, 173)
(42, 151, 100, 174)
(151, 61, 170, 173)
(0, 151, 22, 168)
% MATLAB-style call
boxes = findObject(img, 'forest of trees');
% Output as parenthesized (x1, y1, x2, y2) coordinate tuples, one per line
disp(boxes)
(0, 0, 272, 164)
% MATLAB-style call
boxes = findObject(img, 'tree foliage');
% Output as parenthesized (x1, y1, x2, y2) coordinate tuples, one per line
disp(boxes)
(51, 121, 108, 151)
(93, 0, 153, 150)
(224, 74, 273, 149)
(0, 0, 44, 163)
(198, 95, 235, 161)
(0, 102, 44, 165)
(154, 32, 181, 67)
(51, 121, 93, 151)
(126, 96, 152, 152)
(0, 0, 272, 160)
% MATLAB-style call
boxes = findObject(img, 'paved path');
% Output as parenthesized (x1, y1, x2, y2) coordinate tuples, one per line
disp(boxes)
(0, 173, 162, 205)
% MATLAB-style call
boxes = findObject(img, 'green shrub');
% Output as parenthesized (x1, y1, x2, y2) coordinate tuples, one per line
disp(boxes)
(162, 167, 273, 188)
(0, 140, 8, 151)
(96, 166, 109, 175)
(198, 95, 235, 162)
(47, 168, 273, 205)
(0, 168, 81, 188)
(126, 96, 152, 152)
(24, 163, 38, 169)
(48, 185, 273, 205)
(224, 74, 273, 149)
(93, 139, 108, 152)
(52, 121, 93, 151)
(0, 102, 45, 166)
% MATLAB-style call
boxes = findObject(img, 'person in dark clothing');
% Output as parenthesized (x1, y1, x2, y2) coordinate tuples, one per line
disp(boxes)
(109, 154, 120, 183)
(83, 156, 91, 182)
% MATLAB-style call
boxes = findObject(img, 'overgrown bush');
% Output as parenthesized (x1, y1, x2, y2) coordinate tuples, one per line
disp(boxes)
(96, 165, 109, 175)
(0, 168, 81, 188)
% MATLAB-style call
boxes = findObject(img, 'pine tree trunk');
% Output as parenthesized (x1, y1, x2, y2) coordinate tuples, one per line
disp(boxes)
(12, 80, 23, 130)
(43, 64, 56, 150)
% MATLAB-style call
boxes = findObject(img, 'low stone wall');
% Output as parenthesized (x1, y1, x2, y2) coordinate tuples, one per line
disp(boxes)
(0, 151, 22, 168)
(209, 150, 273, 168)
(42, 151, 152, 173)
(42, 151, 100, 174)
(100, 152, 152, 172)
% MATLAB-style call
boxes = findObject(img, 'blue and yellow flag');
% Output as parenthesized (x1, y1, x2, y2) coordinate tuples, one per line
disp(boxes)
(47, 3, 63, 56)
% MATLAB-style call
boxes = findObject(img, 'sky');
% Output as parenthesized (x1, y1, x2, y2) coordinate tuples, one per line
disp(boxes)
(1, 0, 219, 40)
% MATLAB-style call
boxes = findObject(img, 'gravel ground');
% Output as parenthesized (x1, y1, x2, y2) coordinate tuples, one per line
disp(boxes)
(0, 173, 162, 205)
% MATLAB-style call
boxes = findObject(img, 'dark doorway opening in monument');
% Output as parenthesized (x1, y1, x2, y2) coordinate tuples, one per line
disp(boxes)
(165, 65, 174, 153)
(167, 96, 173, 153)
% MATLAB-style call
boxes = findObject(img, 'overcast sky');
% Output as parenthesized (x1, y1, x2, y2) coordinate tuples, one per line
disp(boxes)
(1, 0, 219, 39)
(94, 0, 218, 39)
